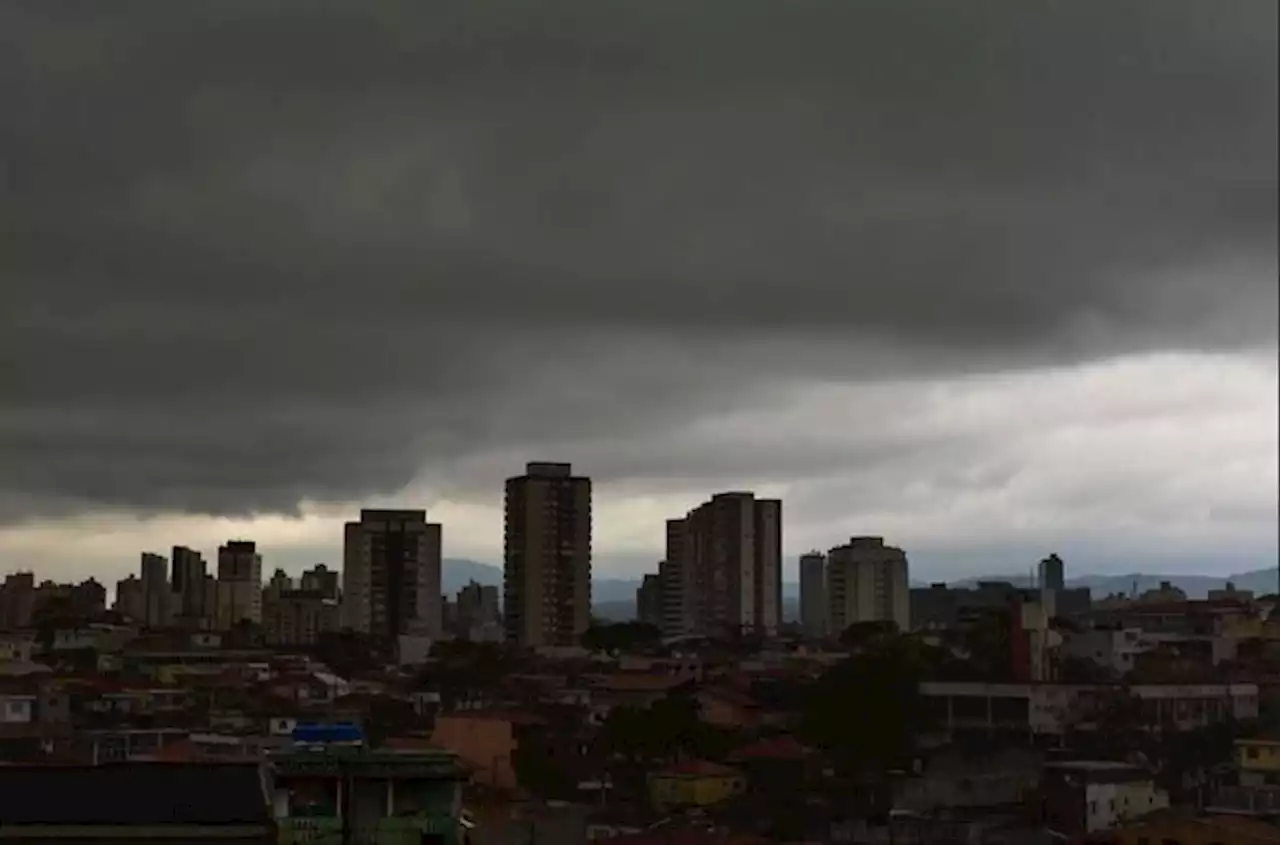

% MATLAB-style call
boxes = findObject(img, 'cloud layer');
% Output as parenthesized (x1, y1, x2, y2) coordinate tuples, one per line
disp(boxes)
(2, 1, 1276, 540)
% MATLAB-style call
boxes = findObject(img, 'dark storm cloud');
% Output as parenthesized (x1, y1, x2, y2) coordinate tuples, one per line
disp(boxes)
(2, 0, 1276, 520)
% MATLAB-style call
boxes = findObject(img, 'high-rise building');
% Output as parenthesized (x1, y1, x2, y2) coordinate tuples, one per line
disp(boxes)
(139, 552, 170, 629)
(300, 564, 340, 600)
(264, 568, 293, 602)
(826, 536, 909, 634)
(636, 573, 663, 628)
(342, 509, 443, 642)
(114, 574, 146, 621)
(503, 462, 592, 649)
(215, 540, 263, 629)
(262, 589, 340, 647)
(799, 551, 828, 638)
(667, 492, 782, 639)
(0, 572, 35, 629)
(455, 579, 501, 642)
(1038, 553, 1065, 592)
(171, 546, 208, 624)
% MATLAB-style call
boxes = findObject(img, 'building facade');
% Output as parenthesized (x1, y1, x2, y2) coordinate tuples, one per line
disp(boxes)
(215, 540, 264, 629)
(139, 552, 170, 629)
(503, 462, 592, 649)
(665, 492, 783, 639)
(826, 536, 909, 634)
(341, 509, 443, 642)
(799, 551, 827, 638)
(299, 564, 340, 600)
(637, 573, 663, 628)
(170, 546, 209, 626)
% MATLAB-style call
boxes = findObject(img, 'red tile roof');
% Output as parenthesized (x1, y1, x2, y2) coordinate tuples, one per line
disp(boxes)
(655, 759, 739, 778)
(728, 735, 812, 761)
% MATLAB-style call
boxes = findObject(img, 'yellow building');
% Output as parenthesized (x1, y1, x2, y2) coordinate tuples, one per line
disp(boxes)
(647, 760, 744, 811)
(1237, 735, 1280, 787)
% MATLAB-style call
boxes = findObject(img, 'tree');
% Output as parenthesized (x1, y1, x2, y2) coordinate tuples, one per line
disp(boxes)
(799, 636, 930, 776)
(960, 607, 1013, 681)
(581, 621, 662, 654)
(839, 620, 899, 650)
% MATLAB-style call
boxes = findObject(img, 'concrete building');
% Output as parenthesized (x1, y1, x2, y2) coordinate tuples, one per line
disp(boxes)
(215, 540, 263, 629)
(299, 564, 340, 600)
(1042, 761, 1170, 836)
(659, 518, 695, 638)
(263, 568, 292, 601)
(262, 589, 339, 647)
(1039, 553, 1065, 592)
(0, 572, 35, 630)
(637, 573, 663, 628)
(503, 462, 592, 649)
(342, 509, 443, 642)
(799, 551, 827, 638)
(920, 681, 1260, 738)
(170, 546, 208, 625)
(665, 493, 783, 639)
(826, 536, 910, 634)
(113, 575, 145, 622)
(455, 579, 500, 641)
(139, 552, 170, 629)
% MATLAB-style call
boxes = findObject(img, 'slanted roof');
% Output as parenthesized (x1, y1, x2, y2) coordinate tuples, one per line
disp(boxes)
(0, 762, 270, 825)
(656, 759, 739, 778)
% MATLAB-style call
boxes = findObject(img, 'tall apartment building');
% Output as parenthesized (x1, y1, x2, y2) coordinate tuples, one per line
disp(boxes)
(171, 546, 209, 625)
(658, 518, 694, 637)
(139, 552, 170, 628)
(262, 589, 340, 647)
(503, 462, 592, 649)
(215, 540, 263, 628)
(667, 492, 782, 639)
(114, 574, 146, 621)
(341, 509, 443, 642)
(0, 572, 35, 630)
(799, 551, 828, 638)
(826, 536, 910, 634)
(636, 573, 663, 628)
(1039, 553, 1065, 592)
(300, 564, 340, 600)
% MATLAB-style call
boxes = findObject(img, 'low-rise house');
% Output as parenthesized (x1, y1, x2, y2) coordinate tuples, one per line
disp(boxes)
(431, 710, 547, 791)
(269, 728, 467, 844)
(1040, 761, 1169, 837)
(0, 632, 35, 663)
(647, 760, 745, 811)
(1237, 733, 1280, 787)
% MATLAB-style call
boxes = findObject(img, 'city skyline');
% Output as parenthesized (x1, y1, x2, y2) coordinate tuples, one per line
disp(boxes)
(3, 2, 1276, 587)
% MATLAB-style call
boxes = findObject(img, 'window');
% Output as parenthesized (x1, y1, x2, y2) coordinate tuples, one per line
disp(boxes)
(1247, 747, 1260, 759)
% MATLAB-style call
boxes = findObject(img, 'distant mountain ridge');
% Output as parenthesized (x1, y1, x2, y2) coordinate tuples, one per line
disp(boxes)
(443, 558, 1278, 622)
(945, 568, 1278, 599)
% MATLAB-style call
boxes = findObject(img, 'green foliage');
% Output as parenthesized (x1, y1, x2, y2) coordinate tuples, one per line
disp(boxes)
(598, 689, 731, 764)
(312, 629, 380, 676)
(838, 620, 899, 649)
(581, 621, 662, 654)
(959, 608, 1013, 681)
(800, 635, 930, 775)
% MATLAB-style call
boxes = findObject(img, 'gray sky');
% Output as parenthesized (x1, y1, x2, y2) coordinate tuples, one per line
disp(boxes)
(3, 0, 1276, 584)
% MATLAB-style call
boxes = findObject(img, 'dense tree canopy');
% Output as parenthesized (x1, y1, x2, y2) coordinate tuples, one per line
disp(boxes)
(800, 635, 932, 775)
(581, 621, 663, 654)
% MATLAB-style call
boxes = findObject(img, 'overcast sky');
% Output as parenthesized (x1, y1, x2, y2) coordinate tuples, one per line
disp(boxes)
(3, 0, 1276, 586)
